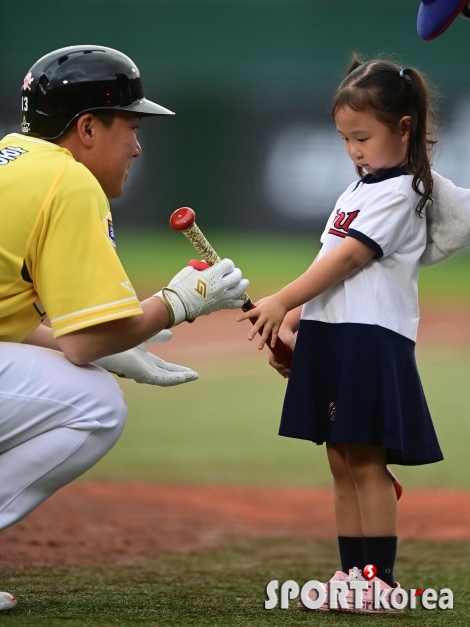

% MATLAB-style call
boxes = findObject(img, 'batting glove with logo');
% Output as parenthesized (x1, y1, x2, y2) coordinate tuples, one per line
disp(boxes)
(93, 331, 199, 387)
(155, 258, 249, 327)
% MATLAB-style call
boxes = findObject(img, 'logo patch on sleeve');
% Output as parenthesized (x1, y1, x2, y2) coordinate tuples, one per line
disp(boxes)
(328, 209, 360, 238)
(107, 219, 116, 246)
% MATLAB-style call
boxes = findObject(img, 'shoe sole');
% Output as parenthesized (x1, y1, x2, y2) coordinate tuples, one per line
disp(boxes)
(342, 600, 403, 614)
(299, 604, 402, 614)
(341, 608, 403, 614)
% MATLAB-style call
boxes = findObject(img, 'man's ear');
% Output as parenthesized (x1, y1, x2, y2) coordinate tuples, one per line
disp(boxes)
(75, 113, 97, 148)
(399, 116, 411, 142)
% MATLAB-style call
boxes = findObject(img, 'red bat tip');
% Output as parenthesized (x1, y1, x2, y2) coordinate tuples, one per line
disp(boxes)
(170, 207, 196, 231)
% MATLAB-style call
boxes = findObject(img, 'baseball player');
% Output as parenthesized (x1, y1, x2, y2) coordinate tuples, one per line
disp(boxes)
(0, 45, 249, 612)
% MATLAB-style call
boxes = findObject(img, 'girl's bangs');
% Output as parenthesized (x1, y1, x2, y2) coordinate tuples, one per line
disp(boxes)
(333, 88, 374, 117)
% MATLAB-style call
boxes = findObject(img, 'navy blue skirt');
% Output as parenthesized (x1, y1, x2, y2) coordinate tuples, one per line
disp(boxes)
(279, 320, 443, 466)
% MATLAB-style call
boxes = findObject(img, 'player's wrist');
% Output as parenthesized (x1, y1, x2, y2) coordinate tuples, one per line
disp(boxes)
(154, 289, 188, 327)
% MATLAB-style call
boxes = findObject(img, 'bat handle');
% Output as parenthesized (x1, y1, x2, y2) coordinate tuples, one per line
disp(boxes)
(241, 300, 293, 369)
(170, 209, 293, 368)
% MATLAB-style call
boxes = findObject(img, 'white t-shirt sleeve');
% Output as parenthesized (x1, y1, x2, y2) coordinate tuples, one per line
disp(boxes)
(320, 182, 357, 245)
(346, 188, 413, 258)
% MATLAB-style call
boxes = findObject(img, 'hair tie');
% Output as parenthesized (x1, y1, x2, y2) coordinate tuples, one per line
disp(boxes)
(399, 69, 405, 78)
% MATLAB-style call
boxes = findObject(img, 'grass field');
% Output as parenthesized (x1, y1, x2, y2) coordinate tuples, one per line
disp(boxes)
(3, 539, 468, 626)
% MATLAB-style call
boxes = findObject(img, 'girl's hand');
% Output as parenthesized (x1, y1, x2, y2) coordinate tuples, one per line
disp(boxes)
(268, 326, 296, 378)
(236, 296, 288, 350)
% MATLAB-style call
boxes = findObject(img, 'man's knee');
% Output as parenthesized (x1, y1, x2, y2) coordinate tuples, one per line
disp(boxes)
(105, 391, 127, 442)
(99, 373, 127, 428)
(84, 367, 128, 439)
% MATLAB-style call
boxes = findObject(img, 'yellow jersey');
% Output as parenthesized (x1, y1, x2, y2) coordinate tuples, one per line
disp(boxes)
(0, 133, 142, 342)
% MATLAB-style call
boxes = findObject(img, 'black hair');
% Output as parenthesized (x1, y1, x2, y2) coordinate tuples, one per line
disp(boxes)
(332, 56, 438, 215)
(92, 110, 116, 128)
(52, 109, 116, 144)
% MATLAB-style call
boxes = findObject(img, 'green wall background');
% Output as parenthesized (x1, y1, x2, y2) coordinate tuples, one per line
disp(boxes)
(2, 0, 469, 230)
(3, 0, 469, 87)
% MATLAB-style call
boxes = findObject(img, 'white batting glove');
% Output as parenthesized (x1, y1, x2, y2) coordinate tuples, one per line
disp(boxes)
(155, 258, 249, 327)
(93, 332, 198, 387)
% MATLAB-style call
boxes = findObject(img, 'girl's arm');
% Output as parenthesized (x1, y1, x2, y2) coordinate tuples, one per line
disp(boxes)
(268, 305, 302, 377)
(237, 237, 374, 349)
(268, 252, 319, 376)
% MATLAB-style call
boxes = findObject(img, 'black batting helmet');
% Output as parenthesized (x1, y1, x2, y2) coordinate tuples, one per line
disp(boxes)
(21, 45, 174, 140)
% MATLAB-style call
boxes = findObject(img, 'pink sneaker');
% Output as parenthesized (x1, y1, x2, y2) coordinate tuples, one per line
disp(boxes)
(344, 573, 404, 614)
(298, 570, 347, 611)
(347, 566, 364, 582)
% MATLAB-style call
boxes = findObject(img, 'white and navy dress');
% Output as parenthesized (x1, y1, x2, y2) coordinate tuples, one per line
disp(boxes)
(279, 167, 443, 466)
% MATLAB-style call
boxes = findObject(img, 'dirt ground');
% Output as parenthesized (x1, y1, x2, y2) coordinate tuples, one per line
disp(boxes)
(2, 483, 470, 568)
(1, 306, 469, 568)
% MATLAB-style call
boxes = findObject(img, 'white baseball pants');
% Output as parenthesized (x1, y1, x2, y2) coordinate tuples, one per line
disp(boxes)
(0, 342, 127, 529)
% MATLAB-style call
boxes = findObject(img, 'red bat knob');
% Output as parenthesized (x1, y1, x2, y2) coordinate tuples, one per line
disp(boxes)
(170, 207, 196, 231)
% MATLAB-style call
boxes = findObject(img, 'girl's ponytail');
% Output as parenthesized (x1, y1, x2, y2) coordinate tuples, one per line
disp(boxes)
(345, 56, 363, 76)
(400, 68, 436, 215)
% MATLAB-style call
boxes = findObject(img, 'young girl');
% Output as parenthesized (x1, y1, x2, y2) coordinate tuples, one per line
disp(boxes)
(238, 58, 443, 613)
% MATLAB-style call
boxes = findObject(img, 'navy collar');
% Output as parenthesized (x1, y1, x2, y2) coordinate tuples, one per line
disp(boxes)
(360, 166, 409, 185)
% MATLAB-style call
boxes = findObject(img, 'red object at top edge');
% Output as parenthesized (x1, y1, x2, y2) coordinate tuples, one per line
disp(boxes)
(170, 207, 196, 231)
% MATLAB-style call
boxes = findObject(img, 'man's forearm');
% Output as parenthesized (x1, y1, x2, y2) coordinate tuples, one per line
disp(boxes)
(56, 297, 170, 365)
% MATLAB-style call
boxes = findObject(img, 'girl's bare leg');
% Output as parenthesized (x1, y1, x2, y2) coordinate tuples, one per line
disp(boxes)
(327, 443, 362, 536)
(326, 443, 365, 574)
(344, 443, 398, 586)
(344, 444, 397, 536)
